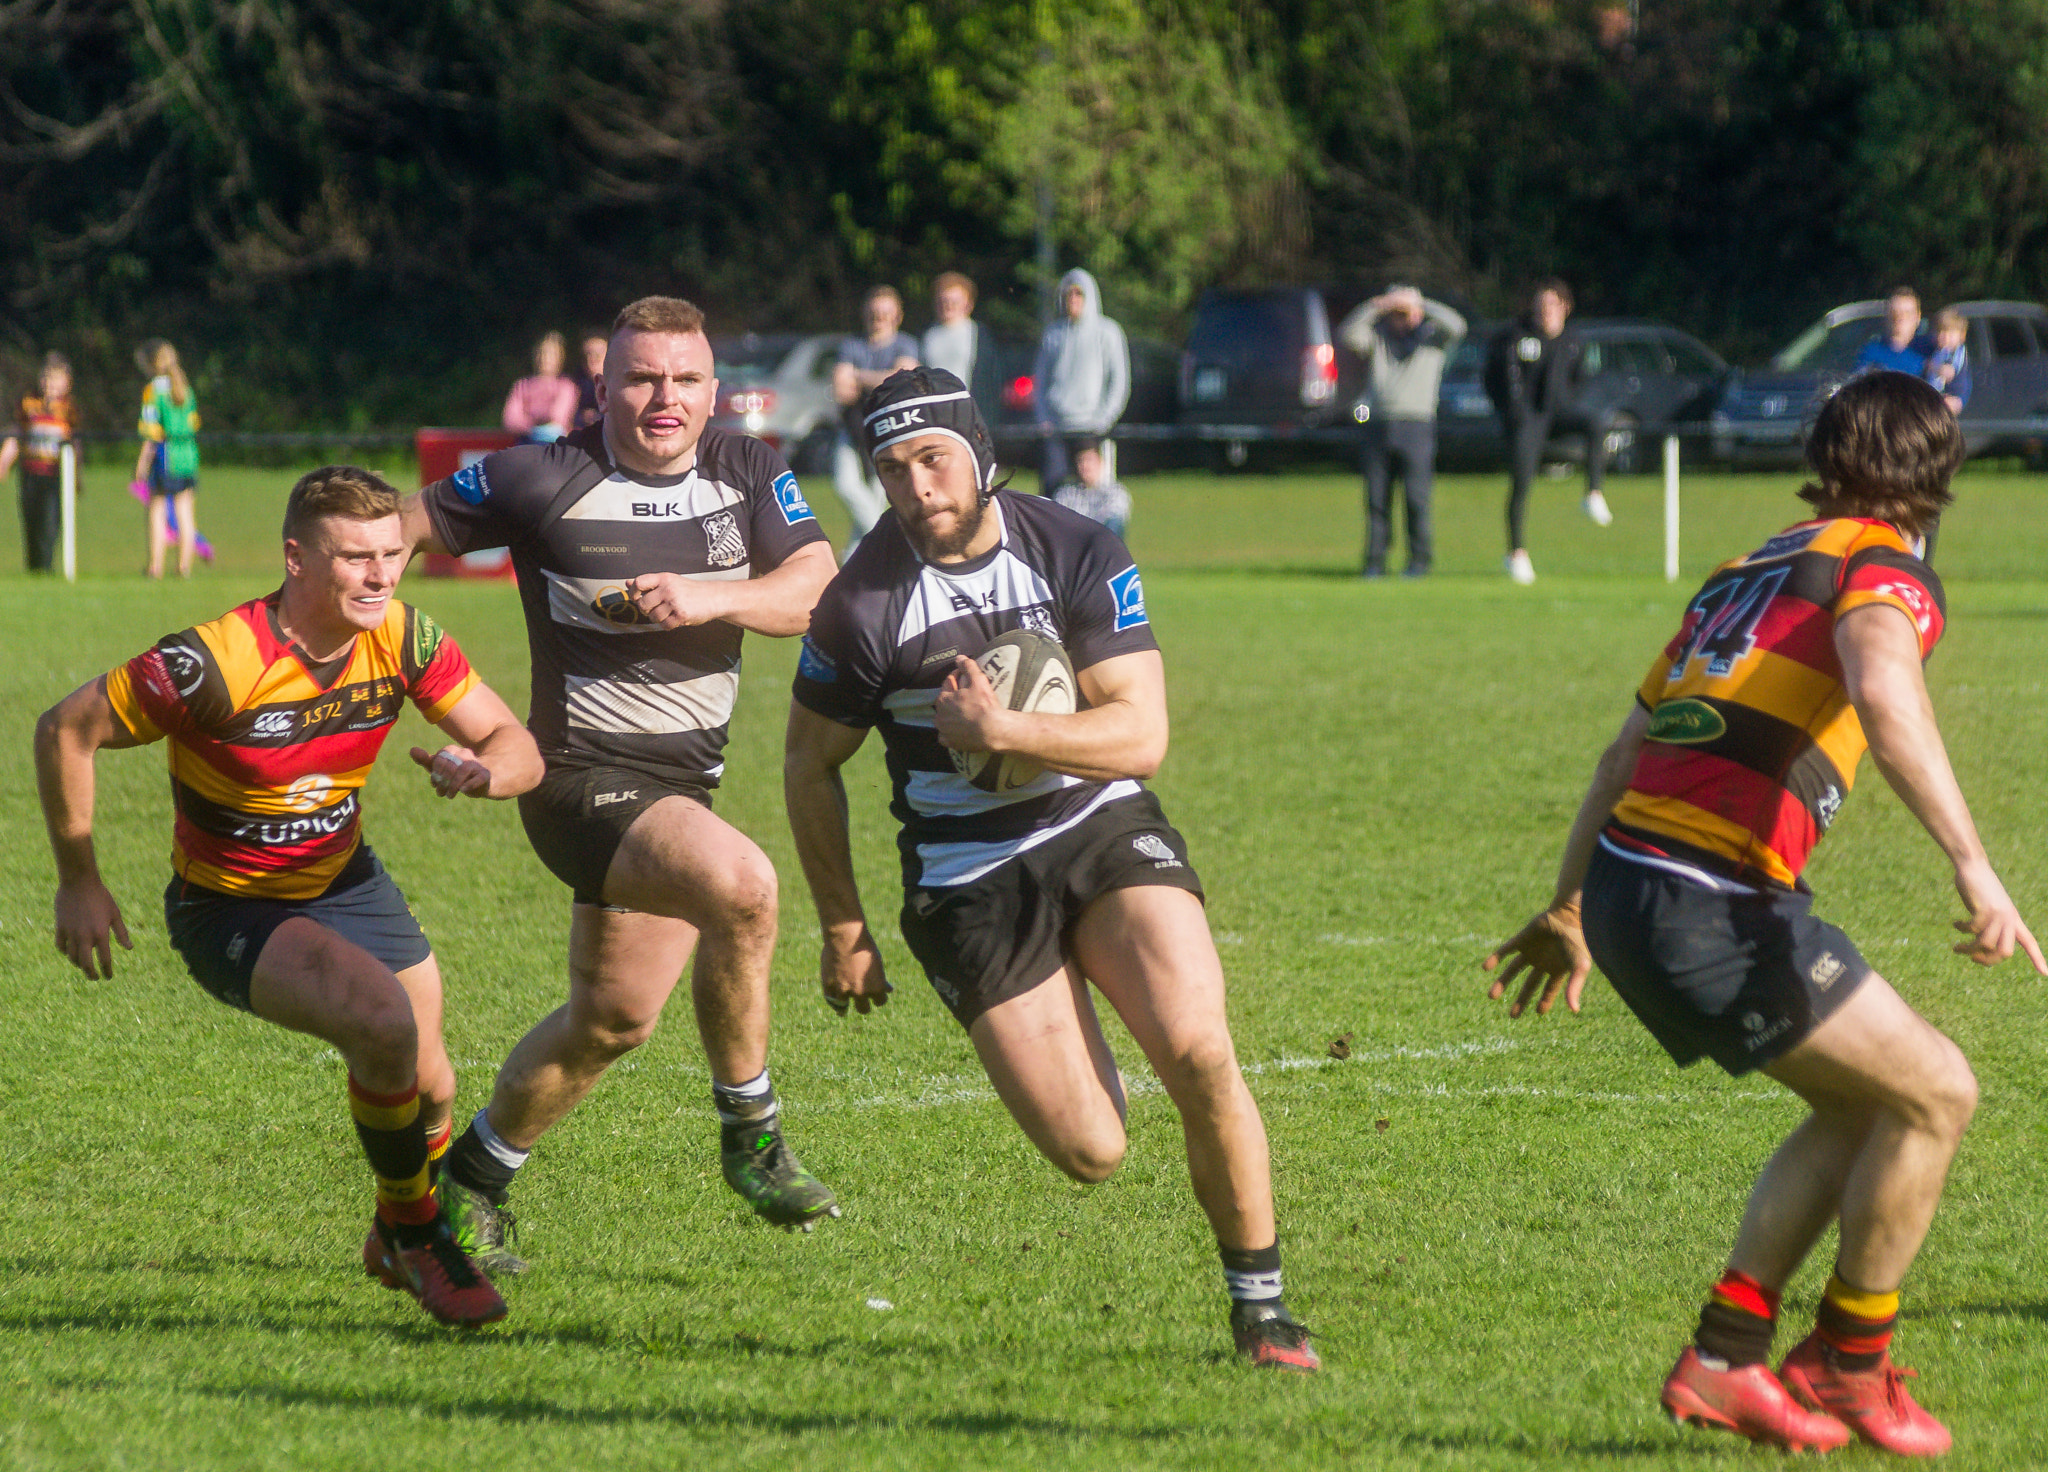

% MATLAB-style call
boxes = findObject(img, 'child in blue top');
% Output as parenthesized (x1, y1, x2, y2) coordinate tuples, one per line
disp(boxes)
(1922, 308, 1971, 415)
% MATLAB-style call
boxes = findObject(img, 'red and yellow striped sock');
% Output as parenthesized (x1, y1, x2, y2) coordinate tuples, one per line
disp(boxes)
(1816, 1274, 1898, 1372)
(1694, 1268, 1780, 1367)
(426, 1119, 452, 1183)
(347, 1075, 437, 1228)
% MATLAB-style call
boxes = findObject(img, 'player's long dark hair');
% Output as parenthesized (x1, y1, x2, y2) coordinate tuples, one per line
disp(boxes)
(1798, 371, 1960, 539)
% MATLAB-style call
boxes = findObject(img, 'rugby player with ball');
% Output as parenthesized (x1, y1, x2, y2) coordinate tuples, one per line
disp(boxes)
(783, 367, 1317, 1370)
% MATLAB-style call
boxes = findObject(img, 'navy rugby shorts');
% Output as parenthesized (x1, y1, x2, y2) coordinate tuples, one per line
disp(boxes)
(1581, 839, 1870, 1075)
(164, 844, 431, 1012)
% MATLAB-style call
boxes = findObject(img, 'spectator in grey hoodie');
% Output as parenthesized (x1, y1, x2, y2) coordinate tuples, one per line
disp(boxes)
(1033, 268, 1130, 490)
(1338, 285, 1466, 577)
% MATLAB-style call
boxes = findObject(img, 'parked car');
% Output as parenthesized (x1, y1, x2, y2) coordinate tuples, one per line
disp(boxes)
(1177, 287, 1351, 466)
(1436, 318, 1728, 472)
(708, 331, 841, 472)
(1710, 300, 2048, 464)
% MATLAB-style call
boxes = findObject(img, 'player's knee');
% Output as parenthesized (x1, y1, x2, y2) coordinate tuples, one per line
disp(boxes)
(706, 851, 777, 936)
(1051, 1125, 1127, 1184)
(1154, 1032, 1241, 1100)
(1895, 1040, 1977, 1142)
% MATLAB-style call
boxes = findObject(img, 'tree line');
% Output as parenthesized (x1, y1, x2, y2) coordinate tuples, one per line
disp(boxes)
(7, 0, 2048, 436)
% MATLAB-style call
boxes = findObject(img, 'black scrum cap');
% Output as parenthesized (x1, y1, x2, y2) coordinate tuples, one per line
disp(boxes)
(857, 367, 997, 491)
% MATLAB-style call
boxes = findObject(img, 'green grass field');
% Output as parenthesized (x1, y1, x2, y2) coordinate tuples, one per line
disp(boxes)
(2, 460, 2045, 1469)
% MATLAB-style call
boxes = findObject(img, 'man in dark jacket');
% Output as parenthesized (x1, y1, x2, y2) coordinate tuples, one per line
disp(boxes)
(1485, 280, 1612, 583)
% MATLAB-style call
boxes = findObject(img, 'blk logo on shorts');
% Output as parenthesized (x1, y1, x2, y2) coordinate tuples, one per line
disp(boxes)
(594, 790, 638, 807)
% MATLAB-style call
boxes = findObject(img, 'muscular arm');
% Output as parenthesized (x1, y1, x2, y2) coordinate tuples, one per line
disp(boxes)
(1838, 603, 2044, 969)
(784, 702, 890, 1012)
(627, 540, 837, 637)
(934, 648, 1168, 783)
(409, 682, 543, 800)
(34, 677, 142, 978)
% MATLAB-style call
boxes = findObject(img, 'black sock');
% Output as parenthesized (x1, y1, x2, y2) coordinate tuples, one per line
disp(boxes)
(713, 1073, 779, 1144)
(1220, 1241, 1284, 1306)
(445, 1119, 520, 1203)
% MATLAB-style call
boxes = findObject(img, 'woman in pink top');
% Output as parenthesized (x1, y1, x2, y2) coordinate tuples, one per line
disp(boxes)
(502, 331, 579, 442)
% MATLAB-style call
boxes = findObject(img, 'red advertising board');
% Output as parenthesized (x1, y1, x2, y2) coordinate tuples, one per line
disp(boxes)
(415, 428, 520, 578)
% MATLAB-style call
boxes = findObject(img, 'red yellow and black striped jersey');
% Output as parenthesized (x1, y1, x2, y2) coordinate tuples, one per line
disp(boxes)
(105, 594, 479, 898)
(1609, 518, 1944, 891)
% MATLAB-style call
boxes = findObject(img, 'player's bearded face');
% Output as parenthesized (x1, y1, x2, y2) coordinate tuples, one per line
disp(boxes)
(598, 329, 719, 475)
(878, 435, 986, 560)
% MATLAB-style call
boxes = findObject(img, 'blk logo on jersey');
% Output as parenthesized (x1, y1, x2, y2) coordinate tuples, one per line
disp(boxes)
(1108, 565, 1148, 631)
(949, 589, 1000, 613)
(773, 471, 816, 526)
(451, 462, 491, 506)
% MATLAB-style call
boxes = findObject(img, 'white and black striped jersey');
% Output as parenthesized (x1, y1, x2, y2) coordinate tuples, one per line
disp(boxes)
(793, 491, 1158, 887)
(422, 424, 826, 784)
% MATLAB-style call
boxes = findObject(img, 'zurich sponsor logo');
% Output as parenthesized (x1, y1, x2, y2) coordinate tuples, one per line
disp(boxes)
(451, 461, 491, 506)
(773, 471, 816, 526)
(798, 636, 838, 684)
(1108, 565, 1148, 631)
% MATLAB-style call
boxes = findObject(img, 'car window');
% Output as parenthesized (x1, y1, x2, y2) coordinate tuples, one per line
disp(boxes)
(1186, 296, 1305, 358)
(1581, 342, 1604, 374)
(1774, 317, 1881, 372)
(1616, 338, 1671, 375)
(1665, 338, 1722, 376)
(1987, 317, 2035, 358)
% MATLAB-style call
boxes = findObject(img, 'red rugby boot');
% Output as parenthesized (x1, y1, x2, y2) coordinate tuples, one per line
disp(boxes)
(1229, 1300, 1321, 1372)
(363, 1213, 508, 1328)
(1660, 1346, 1851, 1452)
(1779, 1333, 1952, 1457)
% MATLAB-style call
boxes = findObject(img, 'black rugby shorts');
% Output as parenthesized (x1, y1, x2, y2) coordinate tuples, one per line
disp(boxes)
(1581, 840, 1870, 1075)
(164, 845, 431, 1012)
(898, 791, 1205, 1030)
(518, 759, 712, 906)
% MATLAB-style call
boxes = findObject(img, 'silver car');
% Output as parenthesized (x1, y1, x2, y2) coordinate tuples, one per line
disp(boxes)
(709, 332, 843, 472)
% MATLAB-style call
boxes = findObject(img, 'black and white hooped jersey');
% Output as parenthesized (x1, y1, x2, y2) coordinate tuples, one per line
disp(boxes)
(422, 424, 826, 784)
(793, 491, 1158, 887)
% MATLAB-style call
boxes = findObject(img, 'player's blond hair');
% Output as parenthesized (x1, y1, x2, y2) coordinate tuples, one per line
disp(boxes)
(283, 465, 402, 544)
(150, 341, 192, 408)
(611, 296, 706, 338)
(1798, 372, 1959, 539)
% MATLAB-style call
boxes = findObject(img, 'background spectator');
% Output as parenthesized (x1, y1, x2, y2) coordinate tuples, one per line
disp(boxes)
(1339, 285, 1466, 578)
(1046, 438, 1131, 540)
(1855, 287, 1932, 374)
(1924, 308, 1971, 415)
(1, 352, 77, 573)
(573, 332, 608, 428)
(132, 339, 202, 580)
(503, 331, 579, 442)
(921, 271, 1001, 429)
(1484, 280, 1608, 585)
(831, 286, 920, 550)
(1032, 268, 1129, 490)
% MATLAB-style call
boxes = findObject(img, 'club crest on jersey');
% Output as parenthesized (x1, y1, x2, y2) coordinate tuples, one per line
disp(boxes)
(451, 461, 491, 506)
(1017, 605, 1059, 640)
(1108, 565, 1148, 631)
(703, 509, 746, 569)
(773, 471, 817, 525)
(161, 641, 206, 697)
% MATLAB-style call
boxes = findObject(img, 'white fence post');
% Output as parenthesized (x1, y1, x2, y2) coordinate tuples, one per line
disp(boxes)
(1662, 434, 1680, 583)
(60, 441, 77, 584)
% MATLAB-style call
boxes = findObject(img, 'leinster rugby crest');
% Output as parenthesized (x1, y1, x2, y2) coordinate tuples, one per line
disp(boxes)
(702, 510, 746, 570)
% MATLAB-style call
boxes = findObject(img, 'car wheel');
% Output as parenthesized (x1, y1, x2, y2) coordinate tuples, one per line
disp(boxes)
(1602, 412, 1640, 475)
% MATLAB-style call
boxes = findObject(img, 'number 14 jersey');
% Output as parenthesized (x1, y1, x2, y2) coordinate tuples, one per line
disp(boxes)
(1610, 518, 1944, 891)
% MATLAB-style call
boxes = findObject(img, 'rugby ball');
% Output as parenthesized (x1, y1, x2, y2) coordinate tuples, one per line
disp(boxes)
(950, 629, 1077, 793)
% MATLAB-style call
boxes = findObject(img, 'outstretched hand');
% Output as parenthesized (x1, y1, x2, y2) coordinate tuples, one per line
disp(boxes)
(1481, 901, 1592, 1017)
(410, 744, 493, 799)
(55, 877, 132, 980)
(1951, 860, 2048, 973)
